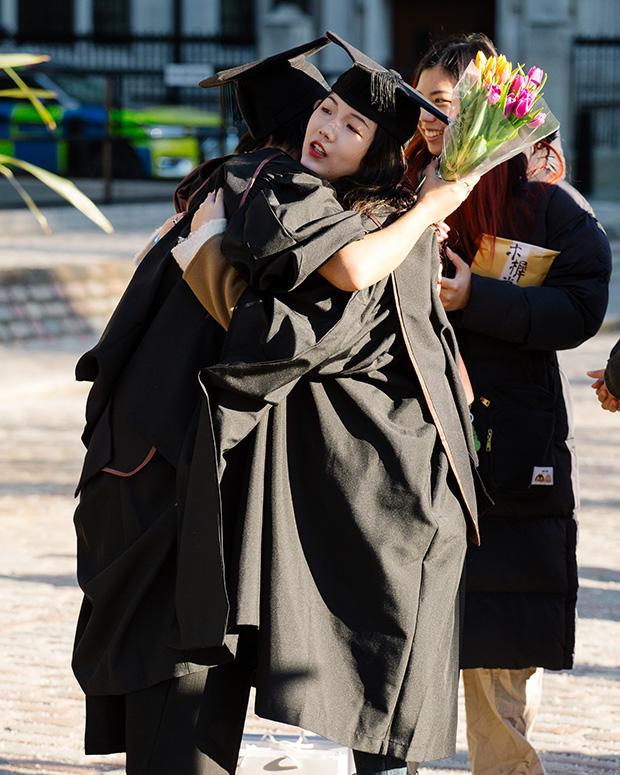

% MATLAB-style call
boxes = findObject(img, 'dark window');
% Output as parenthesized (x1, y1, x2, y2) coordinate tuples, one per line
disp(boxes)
(18, 0, 74, 40)
(221, 0, 255, 38)
(274, 0, 312, 11)
(93, 0, 130, 37)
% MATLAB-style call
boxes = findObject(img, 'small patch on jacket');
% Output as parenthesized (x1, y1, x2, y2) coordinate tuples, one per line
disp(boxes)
(531, 466, 554, 485)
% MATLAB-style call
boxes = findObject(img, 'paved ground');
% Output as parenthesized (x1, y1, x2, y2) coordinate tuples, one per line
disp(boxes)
(1, 334, 619, 775)
(0, 201, 172, 264)
(0, 198, 619, 773)
(0, 178, 172, 212)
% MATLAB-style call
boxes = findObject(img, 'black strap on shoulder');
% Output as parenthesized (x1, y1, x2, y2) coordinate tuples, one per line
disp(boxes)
(238, 150, 286, 209)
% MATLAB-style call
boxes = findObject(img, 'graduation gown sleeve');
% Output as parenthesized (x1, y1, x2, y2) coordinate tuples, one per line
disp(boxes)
(169, 216, 245, 331)
(182, 233, 246, 331)
(221, 170, 368, 292)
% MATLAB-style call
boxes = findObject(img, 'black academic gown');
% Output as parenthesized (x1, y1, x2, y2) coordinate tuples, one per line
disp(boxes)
(72, 202, 229, 699)
(177, 179, 485, 763)
(70, 151, 370, 753)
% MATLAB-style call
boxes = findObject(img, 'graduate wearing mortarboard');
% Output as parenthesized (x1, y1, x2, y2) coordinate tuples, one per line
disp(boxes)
(167, 33, 486, 775)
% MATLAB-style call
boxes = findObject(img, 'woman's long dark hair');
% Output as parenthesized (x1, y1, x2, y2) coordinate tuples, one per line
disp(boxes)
(406, 33, 565, 260)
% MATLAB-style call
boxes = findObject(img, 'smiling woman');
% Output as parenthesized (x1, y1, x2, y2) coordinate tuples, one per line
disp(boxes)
(415, 67, 455, 156)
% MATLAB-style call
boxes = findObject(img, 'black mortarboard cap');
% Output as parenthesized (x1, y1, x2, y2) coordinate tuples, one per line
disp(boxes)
(199, 37, 330, 140)
(326, 31, 448, 145)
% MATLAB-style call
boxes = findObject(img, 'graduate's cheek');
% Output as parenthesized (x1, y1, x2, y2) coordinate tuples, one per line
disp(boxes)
(329, 131, 364, 179)
(350, 140, 368, 175)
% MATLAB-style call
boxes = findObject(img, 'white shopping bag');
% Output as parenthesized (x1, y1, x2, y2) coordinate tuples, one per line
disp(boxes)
(237, 733, 355, 774)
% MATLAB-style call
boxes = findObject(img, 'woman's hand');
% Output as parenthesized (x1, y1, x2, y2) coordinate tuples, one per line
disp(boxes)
(191, 188, 225, 232)
(416, 159, 479, 225)
(439, 246, 472, 311)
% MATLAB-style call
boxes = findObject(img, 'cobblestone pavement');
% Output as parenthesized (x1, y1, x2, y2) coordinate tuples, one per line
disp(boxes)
(1, 330, 619, 775)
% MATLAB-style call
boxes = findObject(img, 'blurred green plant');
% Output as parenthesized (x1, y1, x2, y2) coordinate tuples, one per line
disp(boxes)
(0, 53, 113, 233)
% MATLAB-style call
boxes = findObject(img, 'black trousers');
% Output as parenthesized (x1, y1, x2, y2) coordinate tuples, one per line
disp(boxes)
(85, 633, 257, 775)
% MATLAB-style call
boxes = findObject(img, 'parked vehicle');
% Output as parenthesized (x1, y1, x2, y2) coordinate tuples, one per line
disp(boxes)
(0, 66, 237, 178)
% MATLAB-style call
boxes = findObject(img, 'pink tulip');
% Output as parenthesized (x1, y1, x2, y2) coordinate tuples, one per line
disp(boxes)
(514, 97, 532, 119)
(513, 90, 534, 118)
(510, 74, 525, 93)
(527, 66, 544, 86)
(504, 93, 516, 116)
(487, 84, 502, 105)
(528, 112, 547, 128)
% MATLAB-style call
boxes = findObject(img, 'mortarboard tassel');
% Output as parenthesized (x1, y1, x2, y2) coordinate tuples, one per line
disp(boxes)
(370, 68, 401, 114)
(219, 83, 244, 131)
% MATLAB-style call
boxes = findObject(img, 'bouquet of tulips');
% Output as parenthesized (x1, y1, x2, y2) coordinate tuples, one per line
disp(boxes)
(438, 51, 560, 181)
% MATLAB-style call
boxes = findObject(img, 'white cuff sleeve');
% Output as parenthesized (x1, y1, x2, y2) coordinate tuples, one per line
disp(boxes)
(172, 218, 228, 271)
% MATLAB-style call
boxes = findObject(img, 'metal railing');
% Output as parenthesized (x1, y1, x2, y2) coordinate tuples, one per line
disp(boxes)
(0, 31, 256, 107)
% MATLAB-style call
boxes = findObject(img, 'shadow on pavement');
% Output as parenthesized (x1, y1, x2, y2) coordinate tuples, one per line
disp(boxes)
(0, 573, 77, 588)
(540, 751, 620, 773)
(0, 759, 125, 775)
(579, 565, 620, 584)
(572, 662, 620, 680)
(0, 483, 75, 497)
(581, 496, 620, 510)
(0, 760, 123, 774)
(422, 749, 620, 773)
(577, 584, 620, 622)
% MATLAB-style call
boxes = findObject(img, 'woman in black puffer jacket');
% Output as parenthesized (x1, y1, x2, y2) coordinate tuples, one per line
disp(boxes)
(408, 33, 612, 775)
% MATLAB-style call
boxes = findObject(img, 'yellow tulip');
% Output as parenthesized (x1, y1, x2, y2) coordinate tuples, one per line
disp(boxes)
(483, 56, 497, 85)
(494, 55, 511, 84)
(475, 50, 487, 73)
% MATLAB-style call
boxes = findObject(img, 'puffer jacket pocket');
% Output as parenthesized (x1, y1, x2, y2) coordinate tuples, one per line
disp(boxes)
(472, 384, 556, 498)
